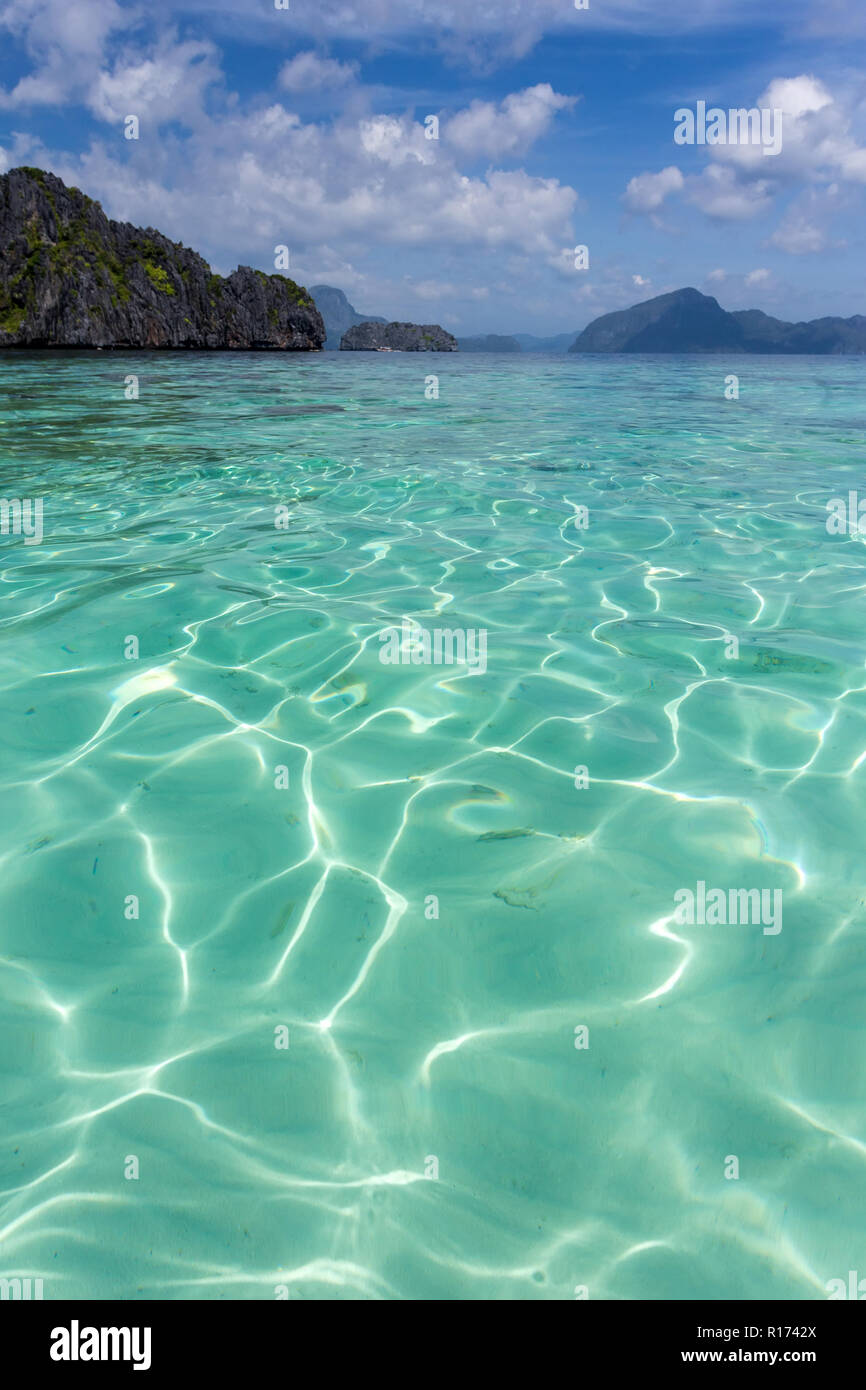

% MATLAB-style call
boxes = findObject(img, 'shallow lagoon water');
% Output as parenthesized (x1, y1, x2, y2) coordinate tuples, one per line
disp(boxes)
(1, 350, 864, 1300)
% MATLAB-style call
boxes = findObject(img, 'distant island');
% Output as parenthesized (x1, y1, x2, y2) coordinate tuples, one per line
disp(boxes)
(312, 286, 458, 352)
(458, 334, 521, 352)
(0, 167, 325, 350)
(310, 284, 385, 350)
(317, 280, 866, 356)
(514, 332, 579, 353)
(340, 321, 457, 351)
(569, 287, 866, 354)
(312, 286, 554, 354)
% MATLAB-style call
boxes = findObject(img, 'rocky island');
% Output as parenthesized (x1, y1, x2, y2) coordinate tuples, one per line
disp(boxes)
(0, 166, 324, 350)
(340, 321, 458, 351)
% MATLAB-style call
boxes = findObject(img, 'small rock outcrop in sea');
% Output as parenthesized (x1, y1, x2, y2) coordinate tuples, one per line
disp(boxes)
(310, 283, 386, 349)
(0, 166, 325, 350)
(569, 286, 866, 354)
(340, 321, 458, 351)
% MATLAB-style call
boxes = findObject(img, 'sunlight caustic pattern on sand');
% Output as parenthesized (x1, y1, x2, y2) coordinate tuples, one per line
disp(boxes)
(0, 351, 864, 1299)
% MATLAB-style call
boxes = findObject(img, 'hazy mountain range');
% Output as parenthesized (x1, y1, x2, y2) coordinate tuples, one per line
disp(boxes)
(2, 171, 863, 358)
(317, 285, 866, 354)
(569, 287, 866, 354)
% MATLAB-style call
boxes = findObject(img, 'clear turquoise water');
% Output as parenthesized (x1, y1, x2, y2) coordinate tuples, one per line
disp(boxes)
(1, 350, 864, 1300)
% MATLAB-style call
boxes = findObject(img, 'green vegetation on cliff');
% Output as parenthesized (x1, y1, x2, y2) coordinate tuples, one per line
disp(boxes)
(0, 166, 325, 349)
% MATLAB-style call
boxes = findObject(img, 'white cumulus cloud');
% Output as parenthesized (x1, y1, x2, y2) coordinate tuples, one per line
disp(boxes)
(278, 52, 358, 92)
(622, 165, 684, 213)
(686, 164, 774, 220)
(88, 36, 222, 128)
(445, 84, 576, 159)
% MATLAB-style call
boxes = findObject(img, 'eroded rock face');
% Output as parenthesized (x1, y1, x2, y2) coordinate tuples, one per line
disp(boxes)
(340, 321, 458, 351)
(0, 167, 325, 350)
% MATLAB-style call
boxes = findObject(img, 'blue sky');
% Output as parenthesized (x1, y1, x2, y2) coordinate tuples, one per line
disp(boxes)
(1, 0, 865, 334)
